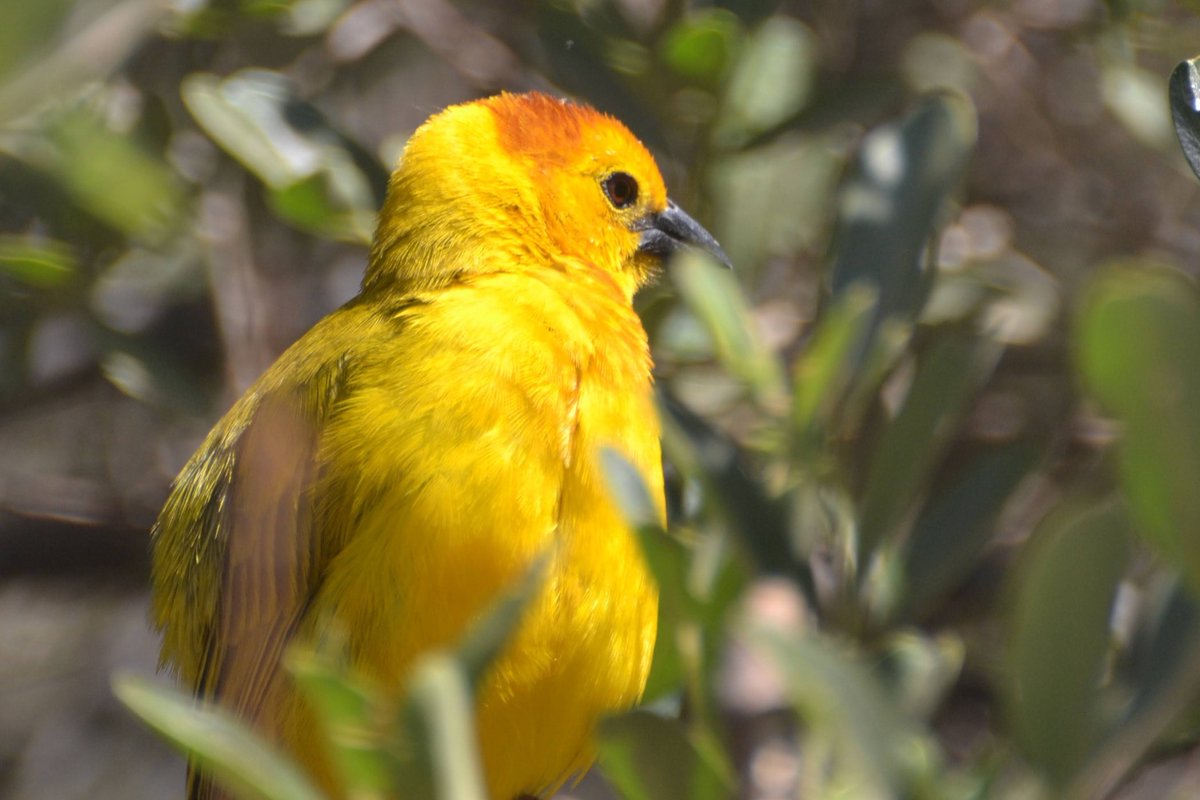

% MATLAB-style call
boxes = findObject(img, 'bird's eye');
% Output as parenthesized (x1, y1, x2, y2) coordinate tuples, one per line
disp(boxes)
(602, 172, 639, 209)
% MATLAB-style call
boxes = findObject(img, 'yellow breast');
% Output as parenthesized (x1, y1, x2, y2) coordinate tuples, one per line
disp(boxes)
(290, 265, 662, 798)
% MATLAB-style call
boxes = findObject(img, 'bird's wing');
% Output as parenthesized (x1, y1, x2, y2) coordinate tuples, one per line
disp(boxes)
(151, 308, 365, 800)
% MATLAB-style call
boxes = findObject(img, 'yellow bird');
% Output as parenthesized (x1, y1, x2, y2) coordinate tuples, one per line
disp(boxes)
(151, 91, 729, 800)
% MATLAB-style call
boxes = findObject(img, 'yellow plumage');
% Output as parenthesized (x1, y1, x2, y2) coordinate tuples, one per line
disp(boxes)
(151, 92, 728, 799)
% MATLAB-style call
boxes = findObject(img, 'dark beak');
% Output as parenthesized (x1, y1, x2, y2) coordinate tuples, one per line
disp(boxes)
(634, 200, 732, 269)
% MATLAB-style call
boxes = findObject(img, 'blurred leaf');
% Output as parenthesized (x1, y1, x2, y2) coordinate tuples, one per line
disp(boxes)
(635, 530, 695, 701)
(792, 283, 878, 453)
(0, 0, 72, 79)
(835, 318, 912, 444)
(974, 254, 1060, 345)
(603, 446, 749, 703)
(857, 333, 1001, 560)
(0, 0, 163, 125)
(1008, 501, 1130, 787)
(605, 38, 652, 76)
(713, 0, 782, 24)
(393, 655, 488, 800)
(10, 107, 185, 242)
(387, 557, 552, 798)
(90, 244, 203, 334)
(659, 390, 815, 604)
(241, 0, 292, 19)
(708, 131, 845, 277)
(454, 554, 548, 692)
(1076, 265, 1200, 587)
(877, 631, 964, 721)
(670, 251, 787, 409)
(0, 234, 75, 288)
(660, 9, 743, 87)
(269, 173, 375, 243)
(1171, 56, 1200, 183)
(598, 711, 731, 800)
(182, 69, 381, 243)
(277, 0, 350, 35)
(604, 447, 702, 698)
(1122, 581, 1200, 728)
(714, 15, 816, 148)
(829, 94, 977, 343)
(642, 599, 686, 701)
(95, 312, 215, 414)
(181, 70, 326, 185)
(754, 626, 936, 797)
(599, 450, 681, 619)
(898, 441, 1041, 620)
(113, 675, 326, 800)
(1102, 62, 1173, 150)
(288, 648, 392, 797)
(901, 33, 978, 95)
(1074, 580, 1200, 797)
(602, 447, 664, 530)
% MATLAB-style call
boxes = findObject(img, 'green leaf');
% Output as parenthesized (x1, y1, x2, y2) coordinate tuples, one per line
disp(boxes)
(670, 251, 787, 409)
(182, 69, 383, 242)
(714, 15, 816, 147)
(877, 630, 964, 721)
(454, 554, 548, 692)
(602, 447, 748, 702)
(601, 447, 664, 531)
(753, 627, 937, 797)
(598, 711, 731, 800)
(113, 675, 326, 800)
(659, 390, 815, 604)
(660, 9, 743, 87)
(791, 283, 878, 453)
(0, 0, 73, 80)
(901, 32, 978, 95)
(269, 173, 376, 243)
(181, 72, 292, 187)
(1075, 264, 1200, 587)
(99, 342, 213, 415)
(857, 333, 1001, 560)
(0, 234, 75, 288)
(1074, 580, 1200, 797)
(12, 107, 185, 242)
(829, 94, 977, 342)
(898, 441, 1041, 620)
(599, 448, 691, 621)
(277, 0, 350, 35)
(90, 244, 203, 334)
(0, 0, 163, 126)
(632, 529, 696, 702)
(393, 655, 488, 800)
(1123, 581, 1200, 729)
(601, 446, 696, 699)
(707, 131, 845, 278)
(1101, 62, 1173, 150)
(1007, 501, 1130, 787)
(287, 648, 392, 797)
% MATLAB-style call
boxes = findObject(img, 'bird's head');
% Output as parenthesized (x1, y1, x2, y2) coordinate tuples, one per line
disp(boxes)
(366, 92, 729, 297)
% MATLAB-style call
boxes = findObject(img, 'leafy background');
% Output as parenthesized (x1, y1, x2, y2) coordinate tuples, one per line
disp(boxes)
(6, 0, 1200, 798)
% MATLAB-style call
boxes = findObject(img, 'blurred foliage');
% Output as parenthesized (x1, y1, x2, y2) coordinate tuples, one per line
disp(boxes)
(9, 0, 1200, 799)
